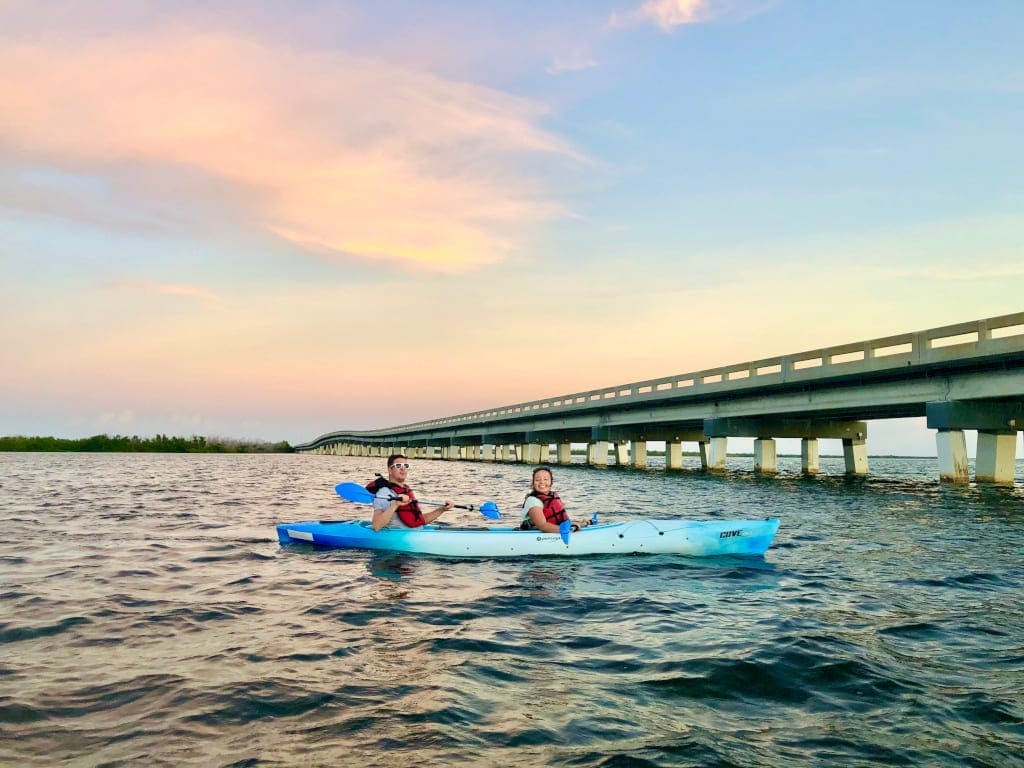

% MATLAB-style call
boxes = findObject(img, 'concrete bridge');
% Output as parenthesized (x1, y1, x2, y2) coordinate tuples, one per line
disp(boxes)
(297, 312, 1024, 485)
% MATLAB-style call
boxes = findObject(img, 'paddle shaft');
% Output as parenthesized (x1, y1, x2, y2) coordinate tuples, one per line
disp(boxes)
(334, 481, 501, 520)
(383, 493, 477, 512)
(369, 474, 482, 511)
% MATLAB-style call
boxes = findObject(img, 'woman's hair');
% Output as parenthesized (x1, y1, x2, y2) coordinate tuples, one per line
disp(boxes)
(532, 466, 554, 482)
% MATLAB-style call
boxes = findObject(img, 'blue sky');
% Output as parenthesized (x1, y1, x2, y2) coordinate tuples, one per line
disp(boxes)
(1, 0, 1022, 455)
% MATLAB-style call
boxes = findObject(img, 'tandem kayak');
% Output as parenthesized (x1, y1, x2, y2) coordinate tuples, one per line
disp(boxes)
(276, 517, 780, 558)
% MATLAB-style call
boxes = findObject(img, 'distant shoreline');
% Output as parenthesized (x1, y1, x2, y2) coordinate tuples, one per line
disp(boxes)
(0, 435, 294, 453)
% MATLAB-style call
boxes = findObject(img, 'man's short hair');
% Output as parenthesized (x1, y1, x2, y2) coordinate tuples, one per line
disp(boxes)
(387, 453, 408, 468)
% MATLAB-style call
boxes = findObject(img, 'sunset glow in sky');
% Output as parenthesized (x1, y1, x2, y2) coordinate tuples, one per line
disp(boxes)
(2, 1, 1022, 454)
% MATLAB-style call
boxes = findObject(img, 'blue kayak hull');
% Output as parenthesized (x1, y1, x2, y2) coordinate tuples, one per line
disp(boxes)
(276, 518, 780, 558)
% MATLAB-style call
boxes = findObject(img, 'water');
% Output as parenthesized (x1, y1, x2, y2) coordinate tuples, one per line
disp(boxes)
(1, 452, 1022, 767)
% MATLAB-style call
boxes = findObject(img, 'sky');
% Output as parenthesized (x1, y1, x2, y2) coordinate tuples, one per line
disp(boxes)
(1, 0, 1022, 456)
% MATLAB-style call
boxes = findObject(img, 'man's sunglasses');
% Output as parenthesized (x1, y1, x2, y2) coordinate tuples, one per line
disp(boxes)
(391, 463, 410, 469)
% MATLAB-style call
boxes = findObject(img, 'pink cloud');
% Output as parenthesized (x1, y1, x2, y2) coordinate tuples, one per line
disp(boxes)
(610, 0, 752, 31)
(0, 30, 577, 271)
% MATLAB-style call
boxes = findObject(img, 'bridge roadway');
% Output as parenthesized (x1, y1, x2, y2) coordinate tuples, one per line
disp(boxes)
(298, 312, 1024, 485)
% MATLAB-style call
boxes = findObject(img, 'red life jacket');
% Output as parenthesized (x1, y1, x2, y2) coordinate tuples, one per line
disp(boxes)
(365, 477, 424, 528)
(522, 490, 569, 528)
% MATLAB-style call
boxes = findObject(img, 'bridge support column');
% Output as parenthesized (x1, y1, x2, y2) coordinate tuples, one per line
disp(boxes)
(927, 399, 1023, 484)
(521, 444, 543, 464)
(481, 444, 495, 462)
(801, 438, 819, 475)
(557, 443, 572, 465)
(976, 431, 1017, 485)
(936, 430, 969, 483)
(666, 441, 683, 469)
(754, 438, 777, 474)
(588, 440, 609, 467)
(843, 438, 869, 475)
(698, 440, 710, 470)
(707, 437, 727, 472)
(614, 442, 629, 466)
(631, 440, 648, 469)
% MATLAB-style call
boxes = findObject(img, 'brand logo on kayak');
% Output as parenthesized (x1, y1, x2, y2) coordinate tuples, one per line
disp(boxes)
(719, 529, 742, 539)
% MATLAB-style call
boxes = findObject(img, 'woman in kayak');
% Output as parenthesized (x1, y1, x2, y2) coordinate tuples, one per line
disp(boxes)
(520, 466, 588, 533)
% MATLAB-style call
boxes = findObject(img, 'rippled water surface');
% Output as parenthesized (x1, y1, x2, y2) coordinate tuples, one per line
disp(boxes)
(2, 452, 1022, 767)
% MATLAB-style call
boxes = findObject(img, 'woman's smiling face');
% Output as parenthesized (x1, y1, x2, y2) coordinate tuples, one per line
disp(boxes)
(532, 469, 552, 493)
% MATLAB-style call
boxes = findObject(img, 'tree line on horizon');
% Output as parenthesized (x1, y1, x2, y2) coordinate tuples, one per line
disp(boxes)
(0, 434, 295, 453)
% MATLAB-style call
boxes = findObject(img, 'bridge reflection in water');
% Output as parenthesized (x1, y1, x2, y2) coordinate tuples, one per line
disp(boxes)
(298, 313, 1024, 485)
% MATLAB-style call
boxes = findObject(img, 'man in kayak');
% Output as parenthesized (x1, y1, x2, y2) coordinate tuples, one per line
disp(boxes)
(368, 454, 453, 531)
(520, 466, 588, 533)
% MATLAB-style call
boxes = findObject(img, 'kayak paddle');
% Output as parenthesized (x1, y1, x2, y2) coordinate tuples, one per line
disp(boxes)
(334, 482, 502, 520)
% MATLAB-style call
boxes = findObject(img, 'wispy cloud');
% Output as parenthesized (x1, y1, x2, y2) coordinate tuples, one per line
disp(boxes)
(0, 30, 579, 272)
(610, 0, 764, 32)
(611, 0, 715, 31)
(548, 53, 599, 74)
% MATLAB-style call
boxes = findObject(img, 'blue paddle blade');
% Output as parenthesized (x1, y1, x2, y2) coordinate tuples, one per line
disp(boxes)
(590, 512, 599, 526)
(479, 501, 501, 520)
(559, 520, 572, 545)
(335, 482, 374, 504)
